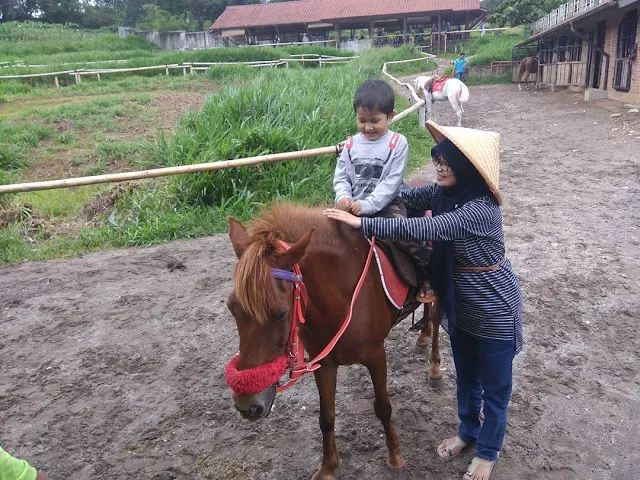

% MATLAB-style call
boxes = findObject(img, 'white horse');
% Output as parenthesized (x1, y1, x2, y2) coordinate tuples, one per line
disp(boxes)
(414, 75, 470, 127)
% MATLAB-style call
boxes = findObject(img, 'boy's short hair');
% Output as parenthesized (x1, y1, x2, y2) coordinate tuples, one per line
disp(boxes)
(459, 53, 465, 57)
(353, 80, 395, 116)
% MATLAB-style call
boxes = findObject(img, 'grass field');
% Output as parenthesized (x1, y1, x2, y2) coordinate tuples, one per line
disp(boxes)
(1, 32, 437, 264)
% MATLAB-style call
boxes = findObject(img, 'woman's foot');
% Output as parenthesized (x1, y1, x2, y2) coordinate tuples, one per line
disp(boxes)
(463, 457, 497, 480)
(436, 436, 468, 460)
(417, 282, 437, 303)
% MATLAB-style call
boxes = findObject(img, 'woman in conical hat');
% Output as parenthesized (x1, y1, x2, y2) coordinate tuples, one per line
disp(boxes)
(324, 120, 523, 480)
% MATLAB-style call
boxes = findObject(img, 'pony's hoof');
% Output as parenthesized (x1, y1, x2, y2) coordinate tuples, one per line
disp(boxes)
(311, 471, 334, 480)
(415, 341, 429, 353)
(429, 375, 444, 389)
(387, 458, 407, 479)
(415, 333, 431, 347)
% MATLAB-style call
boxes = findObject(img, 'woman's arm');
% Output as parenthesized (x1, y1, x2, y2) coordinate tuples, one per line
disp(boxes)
(361, 199, 500, 242)
(399, 183, 437, 212)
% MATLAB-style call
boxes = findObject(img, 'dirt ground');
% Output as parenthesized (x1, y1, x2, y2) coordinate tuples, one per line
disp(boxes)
(2, 84, 639, 480)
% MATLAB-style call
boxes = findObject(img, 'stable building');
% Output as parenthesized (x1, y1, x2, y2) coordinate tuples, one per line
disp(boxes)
(514, 0, 639, 103)
(209, 0, 485, 52)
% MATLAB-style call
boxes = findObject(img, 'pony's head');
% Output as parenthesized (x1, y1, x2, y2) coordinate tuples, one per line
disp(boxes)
(226, 215, 314, 421)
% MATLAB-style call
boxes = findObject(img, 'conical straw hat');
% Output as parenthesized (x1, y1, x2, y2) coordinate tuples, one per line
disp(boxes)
(426, 120, 502, 206)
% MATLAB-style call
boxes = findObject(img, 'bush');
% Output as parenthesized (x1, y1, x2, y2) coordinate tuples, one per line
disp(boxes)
(459, 32, 526, 66)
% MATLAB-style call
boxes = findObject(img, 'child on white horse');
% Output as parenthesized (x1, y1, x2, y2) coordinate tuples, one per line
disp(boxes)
(334, 79, 435, 302)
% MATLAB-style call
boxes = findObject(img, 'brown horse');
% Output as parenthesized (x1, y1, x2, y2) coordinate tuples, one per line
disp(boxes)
(517, 56, 539, 91)
(226, 203, 441, 479)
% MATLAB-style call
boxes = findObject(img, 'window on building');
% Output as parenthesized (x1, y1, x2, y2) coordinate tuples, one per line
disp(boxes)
(614, 9, 638, 91)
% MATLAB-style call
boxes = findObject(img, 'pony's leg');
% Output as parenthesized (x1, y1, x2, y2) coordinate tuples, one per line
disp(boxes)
(426, 94, 435, 122)
(525, 72, 530, 90)
(312, 364, 339, 480)
(366, 348, 406, 471)
(448, 95, 463, 127)
(416, 305, 432, 348)
(428, 301, 442, 381)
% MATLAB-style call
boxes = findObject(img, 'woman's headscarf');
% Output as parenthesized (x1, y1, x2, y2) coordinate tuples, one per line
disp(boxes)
(428, 138, 493, 334)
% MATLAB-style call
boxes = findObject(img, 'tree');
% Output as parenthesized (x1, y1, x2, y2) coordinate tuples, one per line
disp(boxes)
(39, 0, 82, 24)
(181, 0, 224, 30)
(0, 0, 40, 22)
(490, 0, 566, 27)
(122, 0, 145, 26)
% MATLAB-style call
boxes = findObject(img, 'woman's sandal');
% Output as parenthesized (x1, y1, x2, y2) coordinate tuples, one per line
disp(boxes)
(436, 436, 468, 460)
(417, 283, 437, 304)
(463, 456, 498, 480)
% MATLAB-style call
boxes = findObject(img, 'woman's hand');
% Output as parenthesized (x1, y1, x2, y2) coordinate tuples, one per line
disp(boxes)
(323, 208, 362, 229)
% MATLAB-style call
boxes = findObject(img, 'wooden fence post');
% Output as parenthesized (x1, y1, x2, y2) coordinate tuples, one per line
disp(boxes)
(54, 76, 59, 88)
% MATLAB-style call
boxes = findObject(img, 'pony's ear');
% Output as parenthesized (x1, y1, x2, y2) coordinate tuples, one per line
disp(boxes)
(228, 217, 249, 259)
(276, 228, 314, 269)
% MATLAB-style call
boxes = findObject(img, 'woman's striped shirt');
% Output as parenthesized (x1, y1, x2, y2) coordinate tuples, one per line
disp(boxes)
(361, 183, 523, 353)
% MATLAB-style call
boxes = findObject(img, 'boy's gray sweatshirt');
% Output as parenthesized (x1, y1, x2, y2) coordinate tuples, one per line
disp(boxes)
(333, 130, 408, 215)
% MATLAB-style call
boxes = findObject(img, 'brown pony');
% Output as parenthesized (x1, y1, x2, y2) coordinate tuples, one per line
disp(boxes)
(517, 56, 539, 91)
(226, 203, 441, 480)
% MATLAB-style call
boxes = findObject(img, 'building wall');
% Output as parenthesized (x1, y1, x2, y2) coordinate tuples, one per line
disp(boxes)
(532, 6, 640, 102)
(118, 27, 223, 51)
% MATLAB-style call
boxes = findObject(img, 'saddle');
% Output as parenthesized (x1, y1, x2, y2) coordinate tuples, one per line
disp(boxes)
(428, 76, 449, 94)
(375, 239, 418, 288)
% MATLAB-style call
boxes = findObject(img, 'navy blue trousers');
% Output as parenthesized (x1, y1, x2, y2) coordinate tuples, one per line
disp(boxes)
(450, 328, 514, 462)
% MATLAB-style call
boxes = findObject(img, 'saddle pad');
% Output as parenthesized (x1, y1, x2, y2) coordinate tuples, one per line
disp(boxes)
(369, 210, 433, 309)
(431, 77, 449, 93)
(372, 243, 410, 310)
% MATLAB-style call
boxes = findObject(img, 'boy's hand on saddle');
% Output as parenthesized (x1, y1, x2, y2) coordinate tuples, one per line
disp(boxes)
(336, 198, 354, 211)
(349, 201, 362, 216)
(36, 472, 50, 480)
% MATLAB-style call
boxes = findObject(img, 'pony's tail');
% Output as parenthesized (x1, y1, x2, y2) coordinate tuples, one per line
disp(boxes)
(458, 83, 470, 103)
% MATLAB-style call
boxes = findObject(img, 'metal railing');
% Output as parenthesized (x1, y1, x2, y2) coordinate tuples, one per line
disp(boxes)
(532, 0, 609, 34)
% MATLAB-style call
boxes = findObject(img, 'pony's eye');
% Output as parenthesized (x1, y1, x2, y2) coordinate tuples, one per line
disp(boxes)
(275, 310, 289, 322)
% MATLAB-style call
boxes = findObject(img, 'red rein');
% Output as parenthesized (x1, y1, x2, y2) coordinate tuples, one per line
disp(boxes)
(225, 238, 376, 396)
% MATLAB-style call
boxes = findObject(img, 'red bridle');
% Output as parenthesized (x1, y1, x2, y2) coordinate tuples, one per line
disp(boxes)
(224, 237, 376, 395)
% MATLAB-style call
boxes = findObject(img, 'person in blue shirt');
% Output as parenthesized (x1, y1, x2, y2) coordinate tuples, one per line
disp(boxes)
(453, 53, 469, 82)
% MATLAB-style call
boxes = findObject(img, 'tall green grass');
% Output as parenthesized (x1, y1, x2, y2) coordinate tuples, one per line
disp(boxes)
(0, 46, 435, 263)
(0, 22, 154, 60)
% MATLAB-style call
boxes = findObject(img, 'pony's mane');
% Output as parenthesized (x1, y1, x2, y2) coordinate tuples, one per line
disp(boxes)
(233, 203, 344, 324)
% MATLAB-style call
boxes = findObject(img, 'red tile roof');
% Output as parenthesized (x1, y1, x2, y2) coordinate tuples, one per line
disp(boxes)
(211, 0, 481, 31)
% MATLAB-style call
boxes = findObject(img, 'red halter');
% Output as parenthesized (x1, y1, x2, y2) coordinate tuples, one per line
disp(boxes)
(224, 237, 376, 395)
